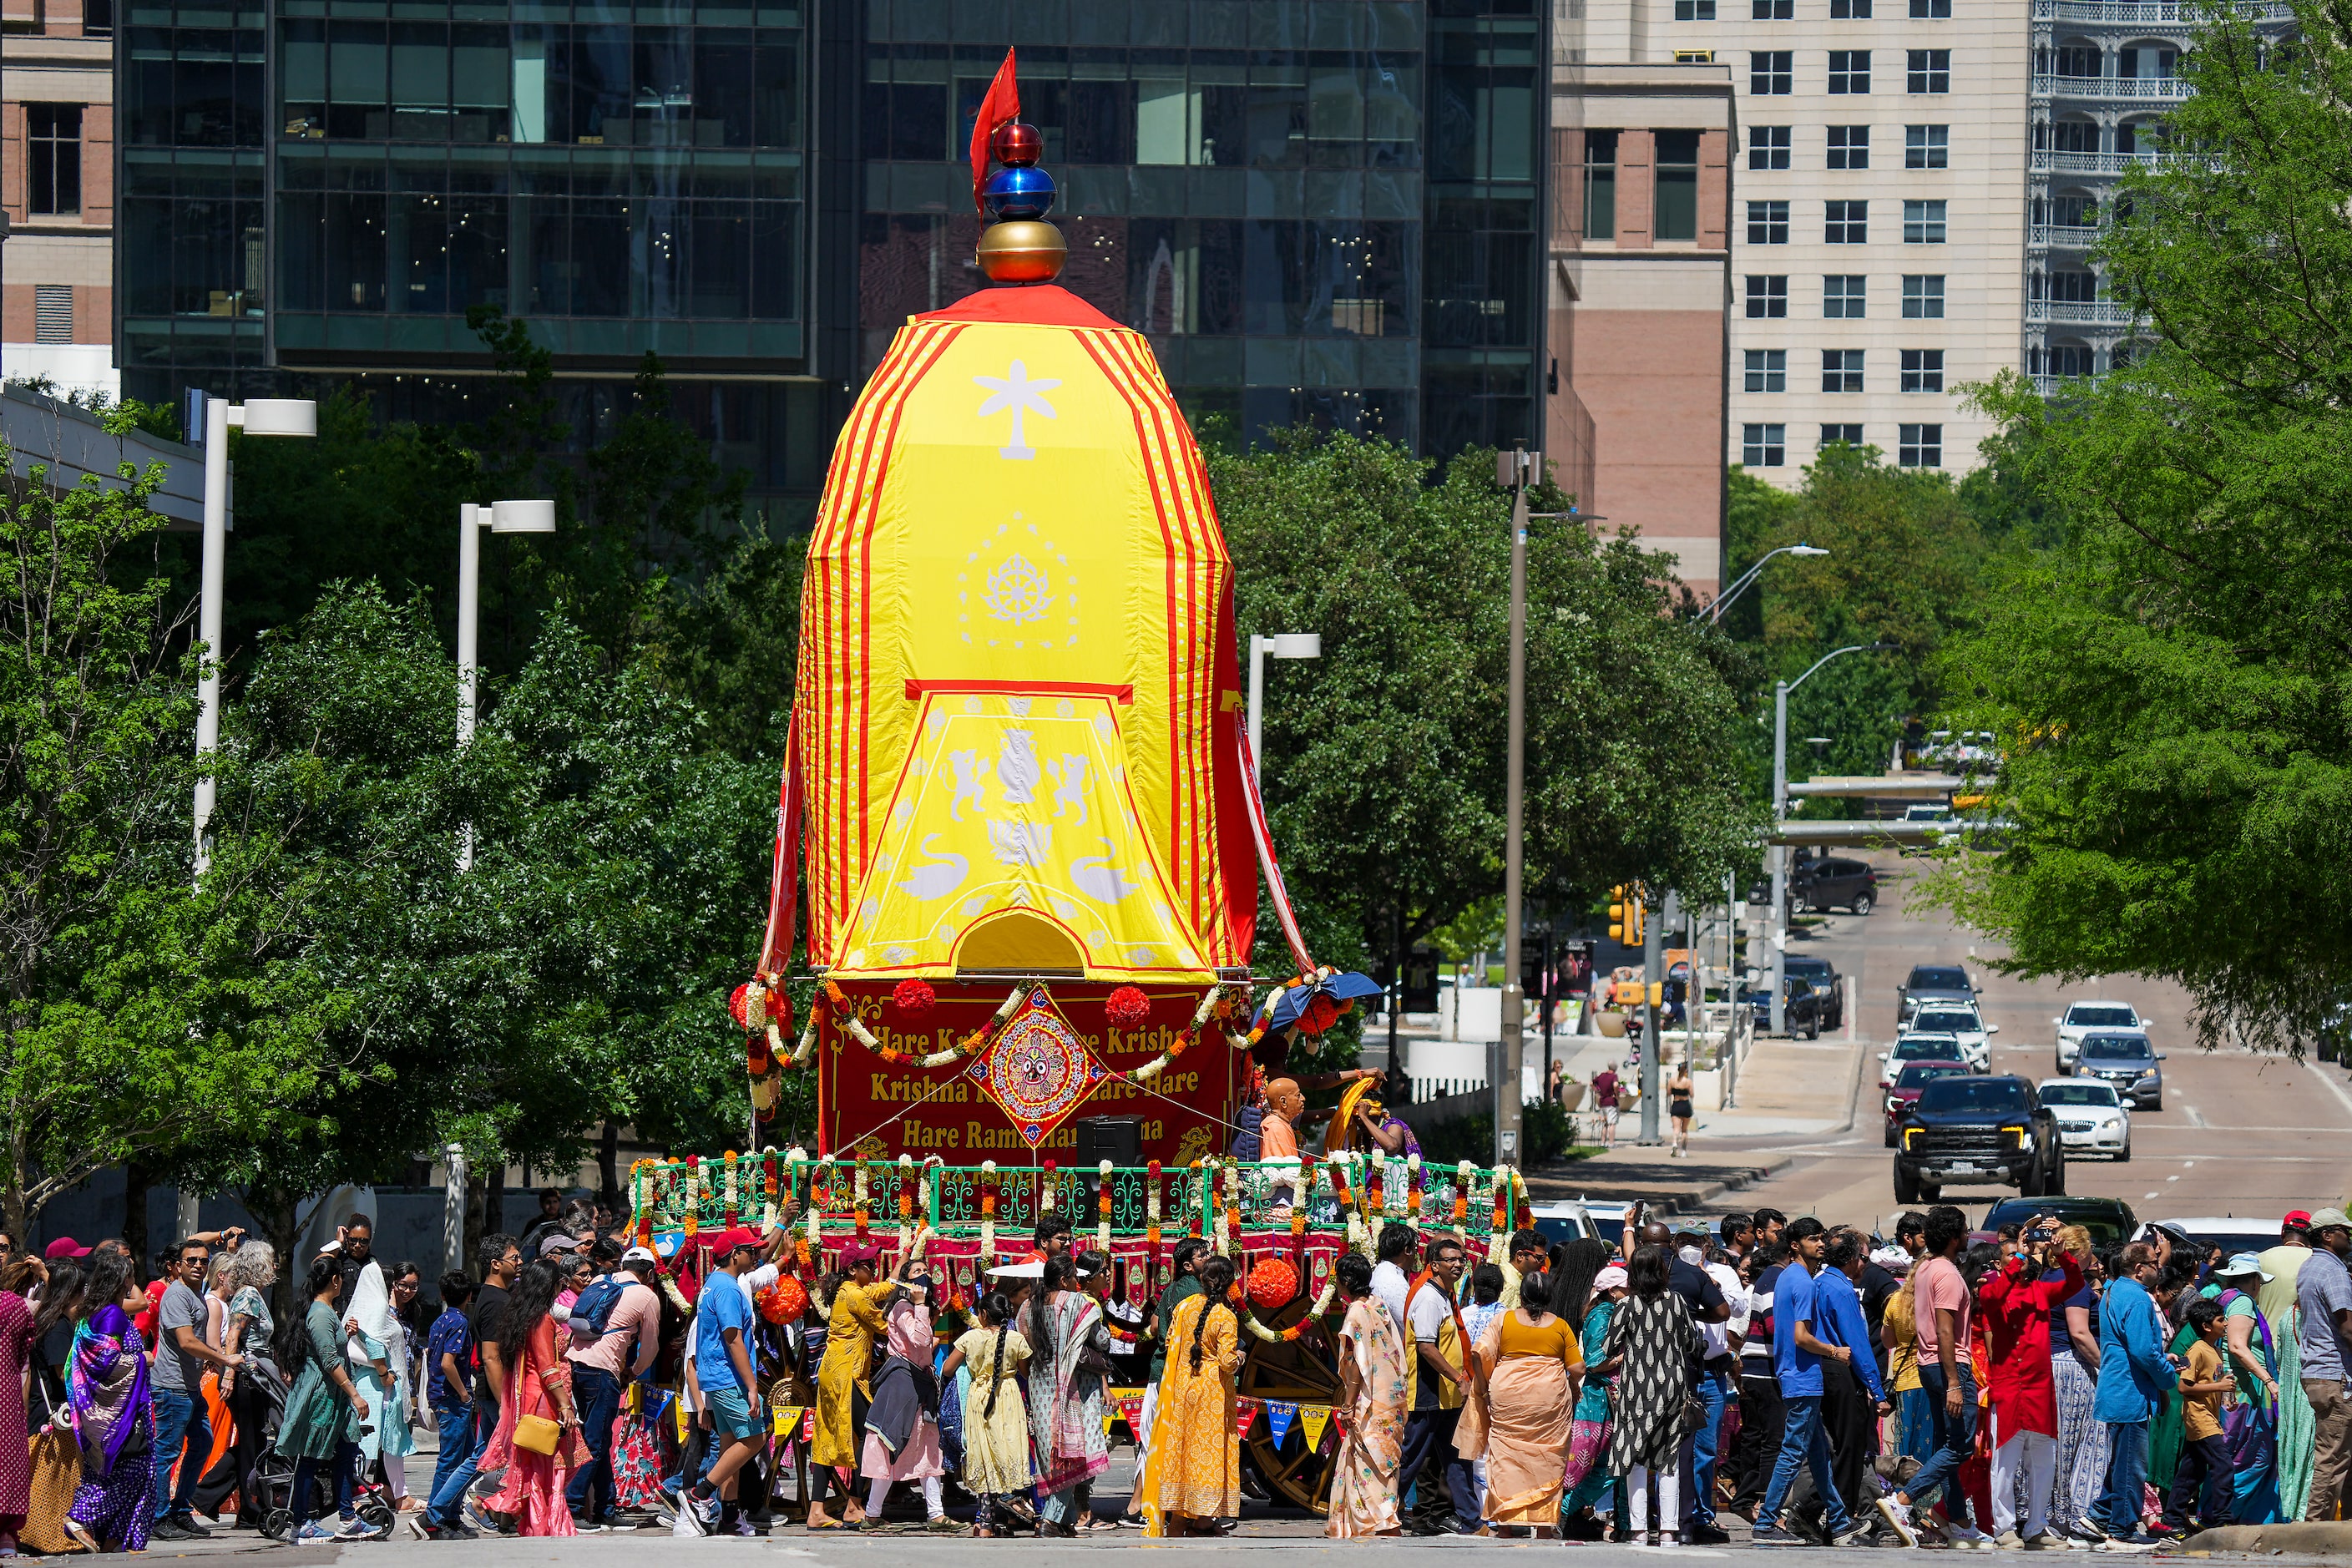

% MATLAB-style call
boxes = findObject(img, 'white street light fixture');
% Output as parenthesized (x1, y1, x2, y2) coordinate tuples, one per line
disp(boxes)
(192, 394, 317, 877)
(1704, 542, 1828, 625)
(1246, 632, 1321, 784)
(458, 498, 557, 870)
(1768, 640, 1897, 1031)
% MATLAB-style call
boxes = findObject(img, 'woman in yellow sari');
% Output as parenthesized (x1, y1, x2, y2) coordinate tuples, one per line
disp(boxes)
(1148, 1257, 1242, 1535)
(1464, 1268, 1581, 1535)
(1328, 1254, 1408, 1538)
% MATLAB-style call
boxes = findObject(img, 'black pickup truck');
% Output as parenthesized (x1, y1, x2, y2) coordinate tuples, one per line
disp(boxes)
(1892, 1073, 2066, 1205)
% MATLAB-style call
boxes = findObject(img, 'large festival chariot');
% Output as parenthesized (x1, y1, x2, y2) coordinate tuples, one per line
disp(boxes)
(630, 54, 1530, 1515)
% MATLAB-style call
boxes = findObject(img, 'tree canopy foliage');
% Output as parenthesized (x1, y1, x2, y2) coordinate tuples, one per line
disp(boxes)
(1933, 0, 2352, 1055)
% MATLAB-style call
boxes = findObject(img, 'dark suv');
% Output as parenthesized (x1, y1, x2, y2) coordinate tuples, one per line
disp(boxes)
(1783, 955, 1844, 1029)
(1793, 857, 1879, 916)
(1739, 974, 1829, 1039)
(1898, 964, 1980, 1029)
(1893, 1074, 2065, 1204)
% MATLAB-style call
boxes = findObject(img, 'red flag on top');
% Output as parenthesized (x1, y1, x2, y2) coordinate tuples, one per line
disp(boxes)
(969, 48, 1020, 219)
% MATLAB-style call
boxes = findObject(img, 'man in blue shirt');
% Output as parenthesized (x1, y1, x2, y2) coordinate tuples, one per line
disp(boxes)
(1753, 1218, 1869, 1545)
(676, 1232, 765, 1537)
(2093, 1242, 2179, 1544)
(416, 1276, 478, 1540)
(1795, 1230, 1889, 1542)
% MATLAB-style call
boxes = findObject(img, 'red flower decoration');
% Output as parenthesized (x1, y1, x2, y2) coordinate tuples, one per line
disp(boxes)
(729, 982, 791, 1034)
(1247, 1257, 1300, 1312)
(1105, 986, 1152, 1029)
(756, 1275, 809, 1325)
(728, 982, 756, 1029)
(892, 978, 938, 1017)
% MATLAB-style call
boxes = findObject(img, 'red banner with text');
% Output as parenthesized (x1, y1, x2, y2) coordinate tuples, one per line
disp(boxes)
(817, 981, 1243, 1166)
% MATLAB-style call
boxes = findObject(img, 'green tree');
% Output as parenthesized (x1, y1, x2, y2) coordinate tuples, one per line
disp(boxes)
(0, 418, 333, 1237)
(1212, 430, 1758, 974)
(1935, 0, 2352, 1056)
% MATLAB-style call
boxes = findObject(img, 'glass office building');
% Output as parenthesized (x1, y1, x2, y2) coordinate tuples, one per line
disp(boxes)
(117, 0, 1543, 510)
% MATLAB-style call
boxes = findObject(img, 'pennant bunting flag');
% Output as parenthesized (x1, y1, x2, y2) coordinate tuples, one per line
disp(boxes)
(1233, 1397, 1261, 1438)
(1299, 1404, 1333, 1451)
(1265, 1400, 1297, 1447)
(1118, 1397, 1146, 1434)
(771, 1404, 806, 1439)
(801, 1409, 817, 1442)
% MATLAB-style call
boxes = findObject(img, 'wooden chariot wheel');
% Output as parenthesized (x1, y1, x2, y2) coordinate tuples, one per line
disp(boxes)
(1235, 1281, 1344, 1515)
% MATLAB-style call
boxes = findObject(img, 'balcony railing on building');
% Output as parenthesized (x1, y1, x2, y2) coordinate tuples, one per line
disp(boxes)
(2029, 223, 2107, 251)
(2026, 299, 2141, 326)
(2033, 73, 2191, 100)
(2029, 149, 2174, 175)
(2031, 0, 2291, 20)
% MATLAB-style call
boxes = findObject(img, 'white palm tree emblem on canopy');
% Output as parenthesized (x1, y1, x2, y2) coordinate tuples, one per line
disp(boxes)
(973, 359, 1060, 460)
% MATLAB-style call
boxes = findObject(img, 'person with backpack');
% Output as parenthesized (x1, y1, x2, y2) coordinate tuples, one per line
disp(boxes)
(561, 1239, 660, 1531)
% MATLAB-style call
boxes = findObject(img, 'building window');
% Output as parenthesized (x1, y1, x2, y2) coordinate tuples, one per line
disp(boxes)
(81, 0, 110, 32)
(1752, 51, 1794, 94)
(1902, 274, 1947, 317)
(1910, 0, 1951, 13)
(1900, 348, 1945, 391)
(33, 286, 73, 343)
(1654, 131, 1701, 242)
(27, 105, 82, 217)
(1584, 131, 1619, 240)
(1832, 0, 1873, 14)
(2051, 45, 2102, 78)
(1743, 423, 1787, 467)
(1676, 0, 1717, 17)
(1744, 349, 1788, 392)
(1746, 275, 1790, 317)
(2042, 269, 2100, 302)
(1748, 200, 1791, 244)
(1906, 124, 1950, 168)
(2121, 45, 2177, 78)
(1820, 423, 1864, 448)
(1908, 49, 1952, 92)
(1822, 349, 1865, 392)
(1825, 200, 1867, 243)
(1824, 274, 1867, 318)
(1753, 0, 1793, 15)
(1828, 50, 1872, 93)
(1899, 423, 1944, 466)
(1904, 199, 1948, 242)
(2038, 343, 2095, 377)
(1673, 48, 1717, 61)
(1828, 125, 1870, 169)
(1750, 126, 1792, 169)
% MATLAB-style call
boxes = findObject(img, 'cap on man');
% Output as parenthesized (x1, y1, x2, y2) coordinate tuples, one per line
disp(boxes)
(2258, 1211, 2316, 1327)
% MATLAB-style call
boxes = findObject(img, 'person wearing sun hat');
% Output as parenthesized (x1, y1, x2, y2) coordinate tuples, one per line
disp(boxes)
(2205, 1252, 2283, 1524)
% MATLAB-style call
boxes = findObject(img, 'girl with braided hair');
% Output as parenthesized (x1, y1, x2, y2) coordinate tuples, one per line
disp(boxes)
(941, 1292, 1031, 1537)
(1148, 1255, 1242, 1535)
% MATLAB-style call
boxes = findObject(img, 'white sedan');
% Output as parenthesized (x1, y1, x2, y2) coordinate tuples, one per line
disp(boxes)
(1907, 1004, 1995, 1070)
(2039, 1076, 2131, 1161)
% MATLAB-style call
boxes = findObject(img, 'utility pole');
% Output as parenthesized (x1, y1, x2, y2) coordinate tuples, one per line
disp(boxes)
(1497, 447, 1535, 1164)
(1639, 889, 1662, 1145)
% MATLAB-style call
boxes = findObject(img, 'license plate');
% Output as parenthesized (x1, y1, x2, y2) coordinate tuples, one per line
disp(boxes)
(1937, 1165, 1993, 1177)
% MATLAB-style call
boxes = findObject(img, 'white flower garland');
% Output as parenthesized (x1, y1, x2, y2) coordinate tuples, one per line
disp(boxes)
(898, 1153, 916, 1254)
(1211, 1159, 1232, 1257)
(979, 1159, 998, 1266)
(723, 1151, 740, 1219)
(1404, 1153, 1424, 1232)
(1097, 1159, 1114, 1252)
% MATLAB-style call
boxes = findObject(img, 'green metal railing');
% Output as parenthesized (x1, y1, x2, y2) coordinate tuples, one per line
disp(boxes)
(628, 1152, 1525, 1241)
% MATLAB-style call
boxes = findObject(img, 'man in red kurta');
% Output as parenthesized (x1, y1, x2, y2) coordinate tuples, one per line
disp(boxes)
(1977, 1230, 2085, 1545)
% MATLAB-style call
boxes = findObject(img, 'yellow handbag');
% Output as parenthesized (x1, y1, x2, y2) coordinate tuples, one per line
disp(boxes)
(513, 1413, 563, 1457)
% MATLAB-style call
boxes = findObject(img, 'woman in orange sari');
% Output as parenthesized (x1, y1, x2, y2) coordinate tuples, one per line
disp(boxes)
(1465, 1268, 1581, 1535)
(480, 1260, 589, 1537)
(1328, 1254, 1408, 1538)
(1147, 1257, 1242, 1536)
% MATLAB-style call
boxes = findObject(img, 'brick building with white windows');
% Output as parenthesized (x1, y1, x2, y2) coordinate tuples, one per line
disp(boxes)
(3, 0, 114, 401)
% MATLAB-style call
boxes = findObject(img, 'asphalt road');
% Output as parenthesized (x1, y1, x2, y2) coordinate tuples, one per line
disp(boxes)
(1702, 849, 2352, 1232)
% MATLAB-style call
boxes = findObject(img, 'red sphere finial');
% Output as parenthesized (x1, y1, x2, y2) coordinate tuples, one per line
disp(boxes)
(991, 121, 1042, 166)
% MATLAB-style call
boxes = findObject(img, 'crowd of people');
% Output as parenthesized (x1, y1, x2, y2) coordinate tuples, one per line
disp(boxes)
(0, 1190, 2345, 1550)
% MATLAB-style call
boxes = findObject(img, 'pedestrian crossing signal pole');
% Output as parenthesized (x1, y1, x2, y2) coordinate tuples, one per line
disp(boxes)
(1639, 891, 1663, 1146)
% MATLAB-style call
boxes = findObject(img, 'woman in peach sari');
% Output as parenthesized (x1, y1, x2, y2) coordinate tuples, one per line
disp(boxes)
(1147, 1257, 1242, 1536)
(1328, 1255, 1408, 1539)
(480, 1260, 589, 1536)
(1466, 1268, 1581, 1536)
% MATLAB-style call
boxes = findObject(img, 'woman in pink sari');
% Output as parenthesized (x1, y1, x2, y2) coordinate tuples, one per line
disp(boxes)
(1328, 1255, 1408, 1538)
(481, 1260, 588, 1536)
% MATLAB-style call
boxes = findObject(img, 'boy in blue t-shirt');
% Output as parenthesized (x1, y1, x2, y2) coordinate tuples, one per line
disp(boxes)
(417, 1275, 478, 1539)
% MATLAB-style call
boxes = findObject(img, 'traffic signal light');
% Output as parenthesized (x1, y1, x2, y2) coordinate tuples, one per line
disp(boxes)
(1607, 886, 1645, 947)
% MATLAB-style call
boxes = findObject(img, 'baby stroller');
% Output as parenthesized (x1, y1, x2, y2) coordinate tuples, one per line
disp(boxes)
(238, 1362, 395, 1540)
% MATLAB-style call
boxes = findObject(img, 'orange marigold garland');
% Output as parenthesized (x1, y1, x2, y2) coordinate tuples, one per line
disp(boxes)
(1290, 1154, 1314, 1257)
(1145, 1159, 1164, 1289)
(853, 1156, 871, 1239)
(1452, 1161, 1470, 1227)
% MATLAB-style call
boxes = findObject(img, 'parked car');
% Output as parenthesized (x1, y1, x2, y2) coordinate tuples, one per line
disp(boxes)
(2054, 999, 2146, 1074)
(2038, 1076, 2132, 1161)
(1525, 1199, 1633, 1251)
(1898, 964, 1980, 1028)
(1980, 1195, 2138, 1246)
(2076, 1031, 2165, 1110)
(1880, 1033, 1967, 1089)
(1907, 1004, 1995, 1070)
(1893, 1074, 2065, 1204)
(1887, 1060, 1972, 1146)
(1783, 955, 1845, 1029)
(1739, 974, 1828, 1039)
(1793, 857, 1879, 916)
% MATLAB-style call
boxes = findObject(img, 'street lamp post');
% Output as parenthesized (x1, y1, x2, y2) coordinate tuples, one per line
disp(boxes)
(1768, 640, 1896, 1031)
(1245, 632, 1321, 785)
(1704, 543, 1828, 625)
(456, 498, 557, 871)
(1498, 446, 1537, 1165)
(191, 394, 317, 877)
